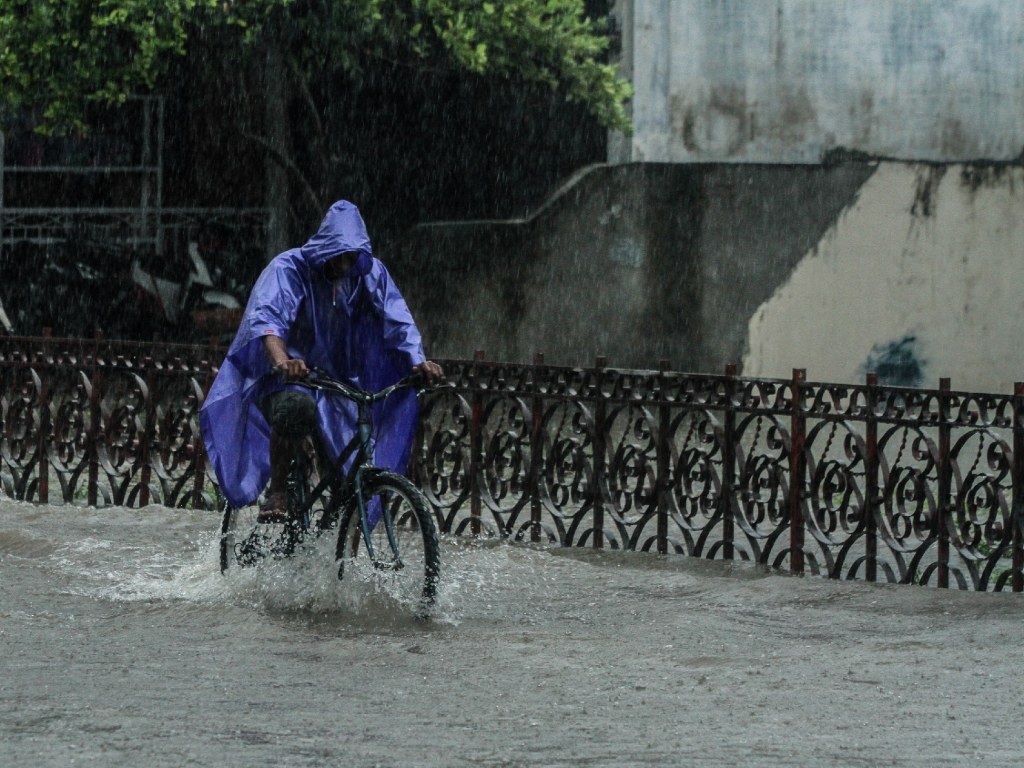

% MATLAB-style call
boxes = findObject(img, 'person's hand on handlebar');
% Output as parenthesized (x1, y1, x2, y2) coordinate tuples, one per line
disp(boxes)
(263, 335, 309, 380)
(412, 360, 444, 384)
(274, 358, 309, 380)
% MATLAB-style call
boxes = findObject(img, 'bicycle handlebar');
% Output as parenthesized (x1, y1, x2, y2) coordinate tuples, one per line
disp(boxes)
(290, 368, 446, 404)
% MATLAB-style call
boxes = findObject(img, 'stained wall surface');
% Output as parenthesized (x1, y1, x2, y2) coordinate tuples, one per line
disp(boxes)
(611, 0, 1024, 164)
(743, 163, 1024, 392)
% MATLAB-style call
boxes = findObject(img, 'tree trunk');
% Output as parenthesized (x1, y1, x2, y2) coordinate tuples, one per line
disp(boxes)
(263, 41, 291, 259)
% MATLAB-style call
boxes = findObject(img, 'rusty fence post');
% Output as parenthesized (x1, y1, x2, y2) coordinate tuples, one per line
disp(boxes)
(864, 372, 879, 583)
(721, 363, 737, 560)
(1013, 382, 1024, 592)
(87, 368, 103, 508)
(936, 377, 951, 588)
(469, 350, 485, 537)
(137, 363, 156, 508)
(36, 366, 51, 504)
(87, 331, 103, 507)
(190, 414, 207, 511)
(788, 368, 806, 575)
(529, 352, 544, 544)
(655, 359, 672, 555)
(592, 356, 607, 549)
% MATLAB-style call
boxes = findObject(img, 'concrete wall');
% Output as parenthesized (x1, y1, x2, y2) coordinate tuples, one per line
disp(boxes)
(392, 160, 1023, 392)
(744, 163, 1024, 393)
(393, 162, 872, 371)
(394, 164, 686, 367)
(611, 0, 1024, 164)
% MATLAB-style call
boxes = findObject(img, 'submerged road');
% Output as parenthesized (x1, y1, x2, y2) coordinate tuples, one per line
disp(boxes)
(2, 500, 1023, 767)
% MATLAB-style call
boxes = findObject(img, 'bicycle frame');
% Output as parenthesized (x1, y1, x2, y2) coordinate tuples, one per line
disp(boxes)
(293, 371, 423, 565)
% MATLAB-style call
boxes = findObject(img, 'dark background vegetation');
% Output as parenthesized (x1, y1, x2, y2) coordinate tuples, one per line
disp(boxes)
(1, 0, 616, 340)
(161, 32, 609, 244)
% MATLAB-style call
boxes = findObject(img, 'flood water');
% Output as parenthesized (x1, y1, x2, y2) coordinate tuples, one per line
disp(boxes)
(3, 499, 1024, 767)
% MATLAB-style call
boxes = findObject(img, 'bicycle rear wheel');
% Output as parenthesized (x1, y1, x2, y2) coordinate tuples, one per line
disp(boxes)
(219, 498, 262, 573)
(335, 472, 440, 609)
(219, 457, 311, 573)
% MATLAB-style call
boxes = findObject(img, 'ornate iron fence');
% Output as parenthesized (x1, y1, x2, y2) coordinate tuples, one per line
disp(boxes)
(0, 334, 216, 508)
(2, 336, 1021, 591)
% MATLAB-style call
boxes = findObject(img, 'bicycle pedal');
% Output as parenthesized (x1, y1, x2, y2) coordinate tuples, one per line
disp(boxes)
(234, 532, 269, 567)
(267, 523, 306, 560)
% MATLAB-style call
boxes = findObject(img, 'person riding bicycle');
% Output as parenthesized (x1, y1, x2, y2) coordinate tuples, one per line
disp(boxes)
(200, 200, 443, 523)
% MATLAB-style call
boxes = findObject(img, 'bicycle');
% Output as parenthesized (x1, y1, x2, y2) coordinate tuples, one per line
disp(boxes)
(217, 370, 441, 611)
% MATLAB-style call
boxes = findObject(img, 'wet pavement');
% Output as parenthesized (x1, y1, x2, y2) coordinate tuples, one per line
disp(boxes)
(2, 500, 1024, 767)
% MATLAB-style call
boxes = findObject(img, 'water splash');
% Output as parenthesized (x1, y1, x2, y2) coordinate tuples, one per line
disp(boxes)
(27, 503, 551, 629)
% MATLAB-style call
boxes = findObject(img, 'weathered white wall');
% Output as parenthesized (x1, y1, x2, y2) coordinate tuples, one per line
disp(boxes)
(613, 0, 1024, 163)
(743, 163, 1024, 392)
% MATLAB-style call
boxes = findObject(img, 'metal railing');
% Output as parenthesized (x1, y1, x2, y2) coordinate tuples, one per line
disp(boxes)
(2, 336, 1021, 591)
(0, 334, 217, 508)
(0, 207, 268, 252)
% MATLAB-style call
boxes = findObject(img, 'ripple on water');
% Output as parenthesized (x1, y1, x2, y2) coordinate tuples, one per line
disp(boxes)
(0, 527, 61, 560)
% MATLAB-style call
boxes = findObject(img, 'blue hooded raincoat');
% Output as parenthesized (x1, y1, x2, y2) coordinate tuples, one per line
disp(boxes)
(200, 201, 425, 508)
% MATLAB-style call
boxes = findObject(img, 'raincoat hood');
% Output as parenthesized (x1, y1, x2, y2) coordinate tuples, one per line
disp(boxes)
(299, 200, 374, 277)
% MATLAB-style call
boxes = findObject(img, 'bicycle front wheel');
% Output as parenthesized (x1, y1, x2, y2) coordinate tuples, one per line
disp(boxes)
(336, 472, 441, 608)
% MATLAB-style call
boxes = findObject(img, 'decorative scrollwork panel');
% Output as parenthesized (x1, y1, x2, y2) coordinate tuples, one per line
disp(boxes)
(0, 366, 44, 501)
(876, 424, 941, 585)
(414, 389, 472, 534)
(150, 374, 207, 508)
(666, 408, 726, 557)
(46, 368, 93, 505)
(801, 419, 869, 579)
(539, 401, 596, 547)
(478, 395, 533, 538)
(95, 370, 152, 507)
(948, 426, 1013, 590)
(606, 403, 659, 551)
(733, 413, 790, 565)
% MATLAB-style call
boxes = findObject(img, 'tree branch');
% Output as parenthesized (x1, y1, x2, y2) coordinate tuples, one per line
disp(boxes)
(240, 129, 324, 216)
(286, 55, 326, 158)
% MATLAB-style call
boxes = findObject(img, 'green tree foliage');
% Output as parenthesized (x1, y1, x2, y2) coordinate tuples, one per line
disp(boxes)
(0, 0, 631, 134)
